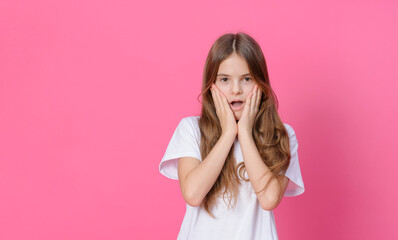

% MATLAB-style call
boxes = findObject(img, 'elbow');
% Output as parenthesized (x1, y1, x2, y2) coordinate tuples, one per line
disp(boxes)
(259, 192, 280, 211)
(182, 188, 203, 207)
(260, 200, 277, 211)
(259, 178, 285, 211)
(186, 198, 202, 207)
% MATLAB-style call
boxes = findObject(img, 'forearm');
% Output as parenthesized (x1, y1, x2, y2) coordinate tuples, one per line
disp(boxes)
(238, 132, 280, 209)
(185, 133, 236, 206)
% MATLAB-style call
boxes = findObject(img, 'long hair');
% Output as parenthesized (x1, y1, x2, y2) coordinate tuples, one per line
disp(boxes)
(197, 32, 291, 218)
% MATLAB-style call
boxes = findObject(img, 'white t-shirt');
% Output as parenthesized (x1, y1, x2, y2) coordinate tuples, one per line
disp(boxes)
(159, 116, 305, 240)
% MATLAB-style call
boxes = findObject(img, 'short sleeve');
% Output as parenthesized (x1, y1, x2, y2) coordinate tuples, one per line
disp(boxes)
(159, 117, 202, 180)
(283, 123, 305, 197)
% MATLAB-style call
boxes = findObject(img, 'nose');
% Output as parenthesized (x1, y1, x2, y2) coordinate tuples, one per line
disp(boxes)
(231, 81, 242, 95)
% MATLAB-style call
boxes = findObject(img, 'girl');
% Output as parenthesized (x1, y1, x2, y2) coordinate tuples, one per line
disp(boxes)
(159, 32, 305, 240)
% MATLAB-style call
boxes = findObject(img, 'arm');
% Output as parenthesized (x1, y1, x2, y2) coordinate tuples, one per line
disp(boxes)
(238, 132, 289, 211)
(178, 133, 236, 207)
(236, 84, 289, 211)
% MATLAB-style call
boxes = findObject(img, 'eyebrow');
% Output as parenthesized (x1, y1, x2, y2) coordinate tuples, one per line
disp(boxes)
(217, 73, 251, 77)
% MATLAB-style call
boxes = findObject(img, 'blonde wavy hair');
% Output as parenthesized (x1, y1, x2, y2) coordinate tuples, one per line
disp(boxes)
(196, 32, 291, 218)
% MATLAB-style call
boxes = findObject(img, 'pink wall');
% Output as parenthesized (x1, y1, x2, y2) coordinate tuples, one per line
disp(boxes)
(1, 0, 397, 239)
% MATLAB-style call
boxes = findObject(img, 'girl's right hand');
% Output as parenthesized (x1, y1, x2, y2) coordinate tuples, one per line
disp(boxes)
(210, 84, 238, 139)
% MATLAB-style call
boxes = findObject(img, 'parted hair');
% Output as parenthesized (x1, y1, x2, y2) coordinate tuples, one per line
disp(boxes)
(196, 32, 291, 218)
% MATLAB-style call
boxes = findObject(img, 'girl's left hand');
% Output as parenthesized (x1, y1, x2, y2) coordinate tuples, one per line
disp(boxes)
(237, 84, 262, 136)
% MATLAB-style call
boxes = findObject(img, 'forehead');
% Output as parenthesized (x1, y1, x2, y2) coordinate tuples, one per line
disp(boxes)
(217, 53, 250, 76)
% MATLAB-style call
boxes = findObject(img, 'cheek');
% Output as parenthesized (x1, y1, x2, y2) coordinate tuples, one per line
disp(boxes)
(243, 84, 255, 95)
(215, 84, 229, 96)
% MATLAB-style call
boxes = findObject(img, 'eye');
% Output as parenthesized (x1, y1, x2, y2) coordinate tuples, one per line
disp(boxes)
(243, 77, 252, 81)
(220, 77, 228, 82)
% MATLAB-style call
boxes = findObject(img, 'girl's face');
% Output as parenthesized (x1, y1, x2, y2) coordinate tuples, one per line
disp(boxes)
(214, 53, 256, 120)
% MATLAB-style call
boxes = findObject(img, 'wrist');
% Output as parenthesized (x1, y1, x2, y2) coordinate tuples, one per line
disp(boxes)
(238, 130, 253, 140)
(221, 131, 237, 142)
(238, 123, 252, 134)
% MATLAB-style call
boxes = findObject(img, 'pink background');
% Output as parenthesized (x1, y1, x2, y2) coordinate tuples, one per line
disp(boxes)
(1, 0, 397, 239)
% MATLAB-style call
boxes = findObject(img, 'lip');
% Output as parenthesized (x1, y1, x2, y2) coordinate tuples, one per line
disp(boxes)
(229, 100, 245, 111)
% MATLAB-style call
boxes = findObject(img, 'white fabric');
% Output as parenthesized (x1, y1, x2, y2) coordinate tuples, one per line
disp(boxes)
(159, 116, 305, 240)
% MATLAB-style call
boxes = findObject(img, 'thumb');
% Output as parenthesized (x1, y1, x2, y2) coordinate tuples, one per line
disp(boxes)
(243, 93, 252, 114)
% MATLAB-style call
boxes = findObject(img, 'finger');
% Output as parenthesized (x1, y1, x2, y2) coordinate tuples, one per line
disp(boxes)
(219, 89, 232, 117)
(210, 86, 217, 110)
(214, 85, 225, 114)
(220, 91, 234, 116)
(244, 92, 252, 115)
(250, 85, 257, 114)
(211, 85, 221, 114)
(255, 87, 262, 111)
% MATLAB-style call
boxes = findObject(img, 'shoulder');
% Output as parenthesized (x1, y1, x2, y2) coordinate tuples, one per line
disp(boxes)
(179, 116, 200, 129)
(282, 122, 296, 138)
(178, 116, 201, 137)
(283, 122, 299, 150)
(180, 115, 200, 124)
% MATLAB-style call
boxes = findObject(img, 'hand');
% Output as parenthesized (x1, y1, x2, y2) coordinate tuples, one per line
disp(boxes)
(210, 84, 238, 139)
(238, 84, 262, 136)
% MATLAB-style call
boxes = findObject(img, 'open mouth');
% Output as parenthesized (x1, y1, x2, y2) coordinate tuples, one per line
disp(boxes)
(230, 101, 243, 107)
(230, 101, 244, 111)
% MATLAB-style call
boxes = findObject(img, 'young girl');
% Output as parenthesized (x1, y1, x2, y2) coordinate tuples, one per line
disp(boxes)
(159, 32, 305, 240)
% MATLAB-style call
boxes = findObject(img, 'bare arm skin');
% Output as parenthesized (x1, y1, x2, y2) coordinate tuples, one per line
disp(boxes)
(177, 83, 290, 209)
(178, 84, 238, 207)
(238, 132, 289, 211)
(178, 133, 236, 207)
(236, 84, 289, 211)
